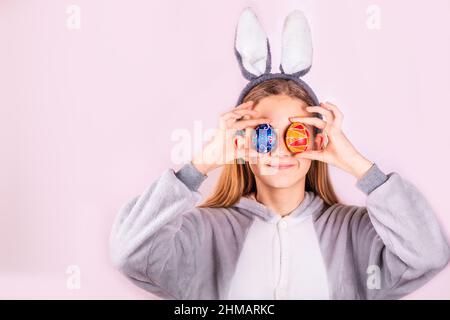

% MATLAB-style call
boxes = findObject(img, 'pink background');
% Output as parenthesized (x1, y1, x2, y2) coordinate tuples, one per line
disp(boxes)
(1, 0, 449, 299)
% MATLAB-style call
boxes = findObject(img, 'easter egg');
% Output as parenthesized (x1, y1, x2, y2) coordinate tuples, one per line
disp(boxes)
(252, 123, 277, 153)
(285, 122, 310, 153)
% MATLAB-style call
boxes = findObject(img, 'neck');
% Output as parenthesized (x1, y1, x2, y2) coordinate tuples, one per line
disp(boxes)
(254, 178, 306, 217)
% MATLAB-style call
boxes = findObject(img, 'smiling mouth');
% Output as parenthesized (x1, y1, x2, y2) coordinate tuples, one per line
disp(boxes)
(266, 163, 296, 169)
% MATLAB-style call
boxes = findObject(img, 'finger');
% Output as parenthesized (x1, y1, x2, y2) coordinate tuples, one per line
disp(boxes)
(222, 109, 261, 127)
(220, 112, 240, 129)
(233, 109, 260, 117)
(221, 111, 241, 122)
(233, 118, 271, 131)
(289, 117, 326, 130)
(321, 102, 343, 127)
(306, 106, 335, 124)
(226, 111, 261, 127)
(294, 150, 326, 162)
(221, 111, 247, 128)
(235, 100, 254, 110)
(235, 109, 261, 121)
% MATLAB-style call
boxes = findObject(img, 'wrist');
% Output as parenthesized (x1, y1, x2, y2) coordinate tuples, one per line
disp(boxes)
(191, 159, 216, 175)
(348, 155, 374, 180)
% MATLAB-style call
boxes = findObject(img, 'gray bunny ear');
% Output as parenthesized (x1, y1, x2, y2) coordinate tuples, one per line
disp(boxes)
(234, 8, 271, 80)
(280, 10, 313, 77)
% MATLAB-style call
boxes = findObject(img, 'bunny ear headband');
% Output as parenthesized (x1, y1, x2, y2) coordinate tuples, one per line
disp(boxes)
(234, 8, 323, 134)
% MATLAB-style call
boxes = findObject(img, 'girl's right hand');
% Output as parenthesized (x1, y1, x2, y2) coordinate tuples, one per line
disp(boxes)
(192, 101, 271, 175)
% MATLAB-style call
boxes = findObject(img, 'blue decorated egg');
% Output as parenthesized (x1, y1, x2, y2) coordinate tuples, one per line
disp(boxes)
(252, 124, 277, 153)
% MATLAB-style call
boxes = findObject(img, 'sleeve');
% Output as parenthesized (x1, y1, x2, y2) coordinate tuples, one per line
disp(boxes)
(109, 161, 209, 299)
(352, 163, 450, 299)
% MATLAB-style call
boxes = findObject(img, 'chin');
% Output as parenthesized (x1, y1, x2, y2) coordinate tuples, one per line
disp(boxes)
(266, 179, 301, 189)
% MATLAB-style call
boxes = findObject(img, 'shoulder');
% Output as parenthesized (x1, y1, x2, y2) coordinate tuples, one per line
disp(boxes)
(182, 205, 254, 232)
(312, 202, 382, 251)
(314, 202, 372, 232)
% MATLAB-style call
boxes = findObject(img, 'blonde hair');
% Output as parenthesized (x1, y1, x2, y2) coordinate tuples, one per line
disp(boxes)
(198, 79, 340, 208)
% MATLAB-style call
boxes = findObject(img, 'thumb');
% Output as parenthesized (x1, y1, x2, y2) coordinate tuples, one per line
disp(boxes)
(294, 150, 324, 162)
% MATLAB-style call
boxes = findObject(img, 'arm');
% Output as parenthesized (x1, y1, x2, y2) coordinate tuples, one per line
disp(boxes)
(109, 162, 208, 299)
(290, 102, 449, 298)
(109, 101, 269, 299)
(352, 163, 450, 299)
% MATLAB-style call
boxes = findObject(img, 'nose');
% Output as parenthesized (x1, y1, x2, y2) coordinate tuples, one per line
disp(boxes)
(271, 127, 292, 157)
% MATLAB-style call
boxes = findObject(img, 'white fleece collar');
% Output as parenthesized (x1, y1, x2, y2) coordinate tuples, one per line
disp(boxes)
(233, 191, 325, 223)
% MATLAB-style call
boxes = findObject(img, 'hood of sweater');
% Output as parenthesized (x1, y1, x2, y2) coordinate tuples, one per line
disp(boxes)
(231, 190, 327, 224)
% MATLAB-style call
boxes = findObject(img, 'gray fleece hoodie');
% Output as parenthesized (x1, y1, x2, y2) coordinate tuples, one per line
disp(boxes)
(109, 161, 450, 300)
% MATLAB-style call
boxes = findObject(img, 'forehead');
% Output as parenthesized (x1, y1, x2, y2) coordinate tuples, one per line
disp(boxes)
(253, 94, 314, 130)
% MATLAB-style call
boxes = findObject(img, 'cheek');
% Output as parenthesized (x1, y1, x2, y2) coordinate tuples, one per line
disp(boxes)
(297, 158, 312, 172)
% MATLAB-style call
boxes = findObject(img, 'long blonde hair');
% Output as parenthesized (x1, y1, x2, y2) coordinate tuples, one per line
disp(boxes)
(198, 79, 340, 208)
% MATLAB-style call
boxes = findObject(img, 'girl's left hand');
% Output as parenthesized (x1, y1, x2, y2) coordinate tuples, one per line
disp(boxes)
(289, 102, 374, 180)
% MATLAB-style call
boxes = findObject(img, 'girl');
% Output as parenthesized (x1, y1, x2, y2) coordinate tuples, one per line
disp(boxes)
(109, 9, 450, 300)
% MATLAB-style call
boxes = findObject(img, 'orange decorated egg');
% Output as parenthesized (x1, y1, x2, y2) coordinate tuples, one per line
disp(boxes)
(285, 122, 310, 153)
